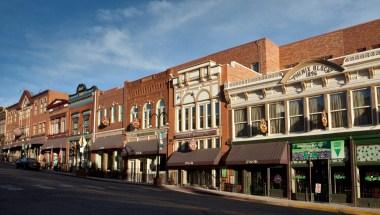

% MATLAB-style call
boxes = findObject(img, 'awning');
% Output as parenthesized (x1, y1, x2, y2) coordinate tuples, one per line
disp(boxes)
(167, 148, 222, 168)
(124, 138, 167, 156)
(91, 135, 125, 151)
(41, 137, 67, 151)
(28, 136, 47, 146)
(9, 142, 23, 149)
(225, 142, 288, 165)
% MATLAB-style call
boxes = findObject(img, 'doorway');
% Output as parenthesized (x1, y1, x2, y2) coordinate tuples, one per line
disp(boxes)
(312, 160, 328, 202)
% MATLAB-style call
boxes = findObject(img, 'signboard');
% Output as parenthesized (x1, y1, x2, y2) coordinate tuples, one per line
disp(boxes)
(189, 139, 197, 151)
(292, 140, 345, 161)
(315, 183, 322, 194)
(174, 129, 218, 139)
(331, 140, 345, 159)
(287, 64, 335, 83)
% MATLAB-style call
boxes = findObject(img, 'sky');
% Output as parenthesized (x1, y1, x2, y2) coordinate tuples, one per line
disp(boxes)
(0, 0, 379, 106)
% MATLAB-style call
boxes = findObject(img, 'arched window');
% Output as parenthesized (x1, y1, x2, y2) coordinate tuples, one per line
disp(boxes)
(156, 100, 166, 127)
(143, 103, 152, 129)
(130, 105, 139, 122)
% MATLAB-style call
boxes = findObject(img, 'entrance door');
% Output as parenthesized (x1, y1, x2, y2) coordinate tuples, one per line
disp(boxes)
(243, 170, 252, 194)
(252, 168, 266, 196)
(313, 160, 328, 202)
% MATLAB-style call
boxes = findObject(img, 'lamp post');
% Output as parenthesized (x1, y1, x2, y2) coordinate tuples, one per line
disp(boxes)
(150, 111, 168, 186)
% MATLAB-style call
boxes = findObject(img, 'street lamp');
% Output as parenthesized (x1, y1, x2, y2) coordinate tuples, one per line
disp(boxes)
(150, 111, 168, 186)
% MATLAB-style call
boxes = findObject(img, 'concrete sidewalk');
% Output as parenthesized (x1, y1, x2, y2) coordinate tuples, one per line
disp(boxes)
(162, 185, 380, 215)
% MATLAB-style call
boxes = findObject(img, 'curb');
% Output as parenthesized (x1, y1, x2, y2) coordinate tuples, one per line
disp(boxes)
(164, 185, 380, 215)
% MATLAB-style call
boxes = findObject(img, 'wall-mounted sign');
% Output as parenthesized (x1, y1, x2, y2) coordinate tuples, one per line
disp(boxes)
(292, 140, 346, 161)
(288, 64, 335, 82)
(174, 129, 218, 139)
(189, 138, 197, 151)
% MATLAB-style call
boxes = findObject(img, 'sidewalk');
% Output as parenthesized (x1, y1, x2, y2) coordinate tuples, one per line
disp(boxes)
(162, 185, 380, 215)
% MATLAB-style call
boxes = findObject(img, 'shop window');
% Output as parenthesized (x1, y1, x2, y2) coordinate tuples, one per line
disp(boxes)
(251, 105, 265, 136)
(352, 88, 372, 126)
(269, 102, 285, 134)
(295, 168, 308, 193)
(289, 99, 304, 132)
(360, 167, 380, 198)
(309, 96, 324, 130)
(331, 168, 347, 194)
(234, 109, 248, 137)
(330, 92, 347, 128)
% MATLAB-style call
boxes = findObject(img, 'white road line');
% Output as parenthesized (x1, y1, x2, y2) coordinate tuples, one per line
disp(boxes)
(32, 184, 55, 190)
(0, 185, 24, 191)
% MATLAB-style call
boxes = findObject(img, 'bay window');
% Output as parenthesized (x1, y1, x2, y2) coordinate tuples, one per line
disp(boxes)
(269, 102, 285, 134)
(330, 92, 347, 128)
(352, 88, 371, 126)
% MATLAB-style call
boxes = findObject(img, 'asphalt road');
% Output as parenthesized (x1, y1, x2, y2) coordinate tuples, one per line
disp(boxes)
(0, 164, 338, 215)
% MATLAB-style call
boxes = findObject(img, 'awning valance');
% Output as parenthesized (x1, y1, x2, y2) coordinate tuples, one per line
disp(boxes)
(167, 148, 222, 168)
(225, 142, 288, 165)
(91, 135, 125, 151)
(124, 138, 167, 156)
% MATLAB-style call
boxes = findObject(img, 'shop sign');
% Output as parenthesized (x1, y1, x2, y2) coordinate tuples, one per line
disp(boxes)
(331, 140, 345, 159)
(174, 129, 217, 139)
(365, 175, 380, 182)
(189, 139, 197, 151)
(315, 183, 322, 194)
(292, 141, 331, 160)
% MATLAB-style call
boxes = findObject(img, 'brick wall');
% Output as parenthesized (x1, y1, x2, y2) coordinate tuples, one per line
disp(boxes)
(96, 87, 124, 132)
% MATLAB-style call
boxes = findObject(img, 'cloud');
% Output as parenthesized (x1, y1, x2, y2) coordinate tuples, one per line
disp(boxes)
(97, 7, 142, 21)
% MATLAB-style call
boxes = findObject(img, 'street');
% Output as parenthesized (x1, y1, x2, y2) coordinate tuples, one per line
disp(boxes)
(0, 165, 338, 215)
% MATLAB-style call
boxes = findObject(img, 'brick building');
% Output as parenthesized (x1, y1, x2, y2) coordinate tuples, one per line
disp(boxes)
(67, 84, 98, 172)
(0, 107, 6, 155)
(42, 98, 69, 171)
(91, 86, 125, 178)
(123, 70, 172, 184)
(3, 90, 67, 162)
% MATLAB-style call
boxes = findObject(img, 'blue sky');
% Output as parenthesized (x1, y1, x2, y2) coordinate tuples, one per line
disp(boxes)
(0, 0, 379, 106)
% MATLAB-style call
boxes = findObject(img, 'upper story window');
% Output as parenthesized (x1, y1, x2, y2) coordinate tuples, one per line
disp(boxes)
(156, 100, 166, 127)
(199, 104, 205, 129)
(234, 109, 248, 137)
(71, 114, 79, 135)
(251, 105, 264, 136)
(130, 106, 139, 122)
(309, 95, 324, 130)
(83, 111, 91, 134)
(192, 106, 196, 130)
(289, 99, 304, 132)
(352, 88, 371, 126)
(118, 105, 123, 122)
(177, 108, 182, 132)
(184, 107, 190, 131)
(215, 102, 220, 127)
(330, 92, 347, 128)
(143, 103, 152, 129)
(251, 62, 260, 73)
(207, 103, 212, 128)
(269, 102, 285, 134)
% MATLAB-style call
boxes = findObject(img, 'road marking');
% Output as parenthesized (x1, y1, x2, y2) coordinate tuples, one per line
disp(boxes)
(0, 184, 24, 191)
(32, 184, 55, 190)
(58, 184, 74, 188)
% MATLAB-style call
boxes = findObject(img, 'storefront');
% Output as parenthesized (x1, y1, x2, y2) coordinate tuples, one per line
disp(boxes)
(68, 136, 91, 171)
(123, 137, 167, 184)
(225, 141, 289, 198)
(90, 134, 124, 178)
(354, 137, 380, 208)
(167, 147, 222, 189)
(291, 139, 350, 203)
(41, 137, 67, 170)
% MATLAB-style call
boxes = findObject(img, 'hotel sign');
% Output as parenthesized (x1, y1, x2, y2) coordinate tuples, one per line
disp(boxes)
(174, 129, 218, 139)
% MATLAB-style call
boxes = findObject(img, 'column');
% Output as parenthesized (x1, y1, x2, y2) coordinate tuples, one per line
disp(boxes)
(327, 159, 332, 202)
(267, 167, 271, 196)
(350, 137, 358, 206)
(212, 169, 216, 188)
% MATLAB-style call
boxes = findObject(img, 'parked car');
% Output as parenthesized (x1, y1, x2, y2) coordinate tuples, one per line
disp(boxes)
(15, 157, 41, 170)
